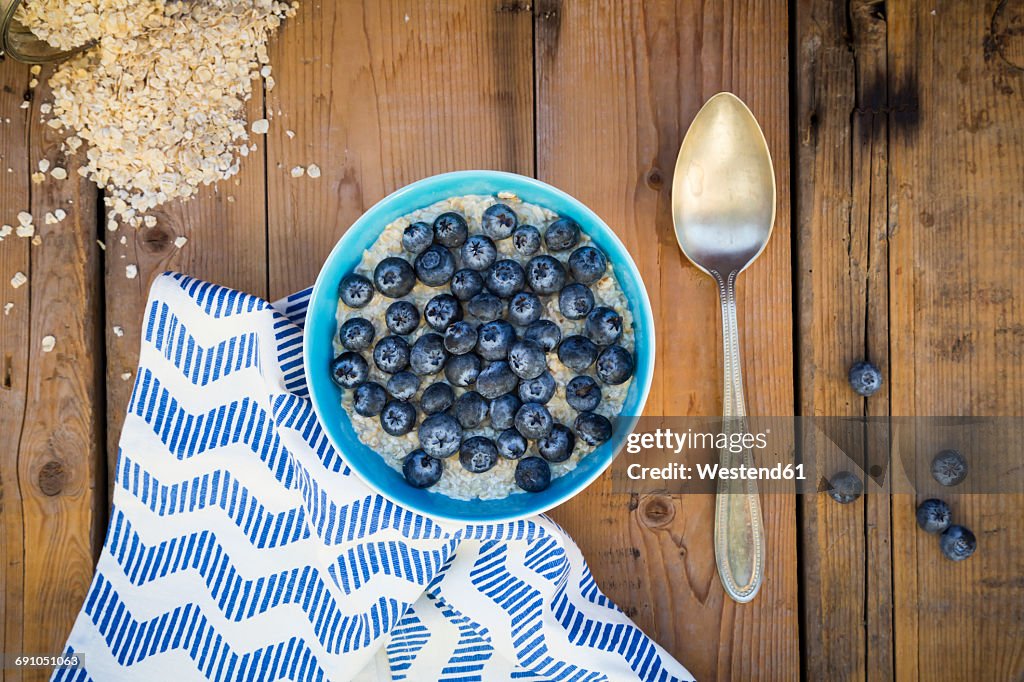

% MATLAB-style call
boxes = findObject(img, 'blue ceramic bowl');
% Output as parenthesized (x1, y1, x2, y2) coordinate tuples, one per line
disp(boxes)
(305, 171, 654, 522)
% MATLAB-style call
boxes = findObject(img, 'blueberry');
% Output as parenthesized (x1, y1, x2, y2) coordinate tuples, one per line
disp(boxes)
(467, 293, 504, 321)
(931, 449, 968, 487)
(584, 306, 623, 346)
(330, 352, 369, 389)
(481, 203, 518, 239)
(509, 292, 543, 326)
(916, 498, 952, 534)
(515, 402, 553, 439)
(387, 371, 421, 401)
(565, 375, 601, 412)
(558, 283, 595, 320)
(459, 436, 499, 474)
(574, 412, 612, 447)
(497, 428, 528, 460)
(518, 371, 555, 404)
(512, 224, 541, 255)
(374, 257, 416, 298)
(402, 221, 434, 254)
(524, 319, 561, 352)
(940, 525, 977, 561)
(338, 273, 374, 308)
(415, 245, 457, 286)
(489, 393, 521, 430)
(433, 211, 468, 248)
(461, 234, 498, 271)
(445, 353, 481, 387)
(403, 449, 443, 488)
(409, 333, 448, 376)
(526, 255, 567, 295)
(353, 381, 387, 417)
(373, 335, 410, 374)
(418, 413, 463, 459)
(424, 293, 463, 331)
(450, 268, 484, 301)
(827, 471, 863, 504)
(476, 361, 519, 400)
(596, 345, 634, 385)
(558, 335, 598, 372)
(539, 424, 575, 462)
(485, 259, 526, 298)
(444, 321, 478, 355)
(476, 320, 516, 361)
(339, 317, 375, 351)
(380, 400, 417, 436)
(568, 246, 607, 284)
(848, 360, 883, 397)
(544, 217, 580, 251)
(453, 391, 489, 429)
(385, 301, 420, 335)
(515, 456, 551, 492)
(508, 339, 546, 380)
(421, 382, 455, 415)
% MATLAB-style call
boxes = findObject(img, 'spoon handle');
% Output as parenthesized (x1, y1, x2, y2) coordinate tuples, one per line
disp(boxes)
(713, 270, 765, 603)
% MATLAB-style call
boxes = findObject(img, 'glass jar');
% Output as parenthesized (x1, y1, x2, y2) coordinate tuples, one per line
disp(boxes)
(0, 0, 94, 63)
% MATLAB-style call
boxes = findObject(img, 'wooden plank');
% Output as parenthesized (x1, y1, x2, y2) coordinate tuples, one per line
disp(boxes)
(536, 2, 798, 679)
(102, 85, 269, 484)
(0, 57, 33, 682)
(889, 1, 1024, 679)
(1, 60, 105, 681)
(264, 0, 535, 300)
(794, 0, 894, 679)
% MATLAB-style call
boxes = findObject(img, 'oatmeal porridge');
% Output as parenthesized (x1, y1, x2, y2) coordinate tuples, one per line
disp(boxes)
(332, 192, 635, 500)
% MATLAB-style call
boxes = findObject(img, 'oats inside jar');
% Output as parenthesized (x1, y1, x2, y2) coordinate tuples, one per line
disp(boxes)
(333, 193, 636, 500)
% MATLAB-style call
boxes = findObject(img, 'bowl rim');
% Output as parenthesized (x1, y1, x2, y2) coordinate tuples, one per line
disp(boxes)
(304, 170, 655, 522)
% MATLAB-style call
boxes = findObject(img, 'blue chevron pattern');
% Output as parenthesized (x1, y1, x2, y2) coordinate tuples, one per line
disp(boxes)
(57, 273, 694, 681)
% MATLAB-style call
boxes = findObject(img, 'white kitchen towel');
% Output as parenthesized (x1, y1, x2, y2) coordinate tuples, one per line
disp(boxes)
(54, 272, 694, 682)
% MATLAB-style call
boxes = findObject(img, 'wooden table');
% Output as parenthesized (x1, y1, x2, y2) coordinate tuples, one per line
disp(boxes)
(1, 1, 1022, 680)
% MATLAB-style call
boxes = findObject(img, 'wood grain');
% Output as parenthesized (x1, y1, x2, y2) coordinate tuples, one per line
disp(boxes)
(795, 0, 894, 678)
(535, 2, 799, 679)
(101, 88, 269, 485)
(0, 57, 33, 682)
(264, 0, 534, 299)
(0, 60, 104, 682)
(888, 2, 1024, 679)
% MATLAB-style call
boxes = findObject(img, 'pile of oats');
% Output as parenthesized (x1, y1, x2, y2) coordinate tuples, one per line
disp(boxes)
(19, 0, 297, 228)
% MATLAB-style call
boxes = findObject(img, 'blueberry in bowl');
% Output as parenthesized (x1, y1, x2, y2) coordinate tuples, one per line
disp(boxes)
(307, 171, 654, 523)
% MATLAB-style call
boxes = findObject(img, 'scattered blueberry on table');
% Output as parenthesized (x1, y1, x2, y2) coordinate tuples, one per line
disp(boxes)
(915, 498, 952, 534)
(931, 449, 968, 487)
(848, 360, 883, 397)
(939, 524, 977, 561)
(331, 199, 635, 495)
(826, 470, 863, 504)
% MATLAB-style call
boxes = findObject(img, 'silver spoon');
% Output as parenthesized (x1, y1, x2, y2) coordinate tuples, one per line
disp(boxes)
(671, 92, 776, 603)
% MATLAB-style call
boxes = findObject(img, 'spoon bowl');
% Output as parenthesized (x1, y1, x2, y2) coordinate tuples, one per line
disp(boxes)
(672, 93, 776, 276)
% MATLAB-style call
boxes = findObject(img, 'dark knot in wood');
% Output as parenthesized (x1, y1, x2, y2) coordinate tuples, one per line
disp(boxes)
(38, 460, 66, 496)
(140, 226, 173, 254)
(645, 168, 663, 190)
(638, 494, 675, 529)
